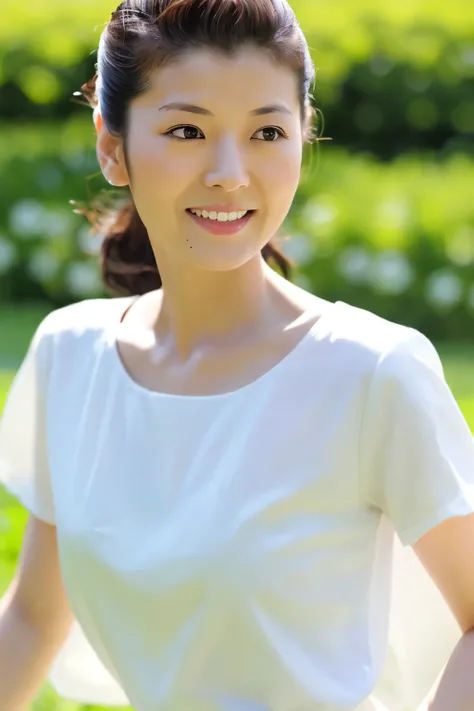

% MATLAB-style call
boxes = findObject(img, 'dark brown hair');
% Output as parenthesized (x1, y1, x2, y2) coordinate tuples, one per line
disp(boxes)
(72, 0, 318, 296)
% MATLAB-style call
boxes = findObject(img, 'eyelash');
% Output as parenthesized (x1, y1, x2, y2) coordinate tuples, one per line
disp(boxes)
(163, 125, 289, 141)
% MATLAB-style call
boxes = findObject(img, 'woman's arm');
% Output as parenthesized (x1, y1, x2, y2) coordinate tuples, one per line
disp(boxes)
(0, 514, 74, 710)
(414, 514, 474, 711)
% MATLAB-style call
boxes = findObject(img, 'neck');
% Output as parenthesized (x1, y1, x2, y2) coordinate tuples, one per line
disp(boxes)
(153, 256, 283, 360)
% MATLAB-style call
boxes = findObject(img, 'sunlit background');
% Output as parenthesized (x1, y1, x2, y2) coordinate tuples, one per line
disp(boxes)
(0, 0, 473, 708)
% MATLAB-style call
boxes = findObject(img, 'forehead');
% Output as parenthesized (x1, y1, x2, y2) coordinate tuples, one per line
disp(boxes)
(132, 46, 300, 110)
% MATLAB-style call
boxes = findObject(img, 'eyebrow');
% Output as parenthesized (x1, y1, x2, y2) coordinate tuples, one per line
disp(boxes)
(157, 102, 293, 116)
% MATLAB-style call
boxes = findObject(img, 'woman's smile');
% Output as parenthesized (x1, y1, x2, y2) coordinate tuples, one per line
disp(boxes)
(186, 207, 257, 235)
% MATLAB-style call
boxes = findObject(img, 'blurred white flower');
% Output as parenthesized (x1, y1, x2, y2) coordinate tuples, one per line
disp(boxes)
(303, 202, 337, 227)
(9, 201, 74, 241)
(9, 200, 48, 238)
(370, 55, 393, 77)
(43, 210, 74, 238)
(65, 261, 102, 296)
(28, 251, 61, 281)
(425, 269, 463, 310)
(281, 233, 313, 263)
(0, 236, 17, 273)
(466, 285, 474, 312)
(406, 73, 432, 93)
(370, 250, 415, 294)
(377, 199, 411, 229)
(337, 246, 373, 284)
(446, 225, 474, 266)
(63, 152, 89, 172)
(78, 225, 105, 256)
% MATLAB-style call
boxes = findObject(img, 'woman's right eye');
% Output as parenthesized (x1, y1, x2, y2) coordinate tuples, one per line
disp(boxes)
(165, 125, 205, 140)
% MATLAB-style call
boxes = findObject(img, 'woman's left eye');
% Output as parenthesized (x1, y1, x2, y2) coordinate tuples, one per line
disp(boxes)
(253, 127, 287, 141)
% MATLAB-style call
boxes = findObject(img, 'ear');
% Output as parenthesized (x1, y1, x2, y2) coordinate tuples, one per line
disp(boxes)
(93, 105, 102, 134)
(302, 104, 315, 142)
(94, 108, 130, 187)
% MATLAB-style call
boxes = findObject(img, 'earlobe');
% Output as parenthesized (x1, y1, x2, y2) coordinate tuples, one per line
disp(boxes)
(104, 158, 129, 187)
(96, 127, 129, 187)
(111, 143, 130, 187)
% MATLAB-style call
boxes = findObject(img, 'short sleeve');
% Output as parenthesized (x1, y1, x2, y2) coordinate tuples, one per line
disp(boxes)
(359, 328, 474, 547)
(0, 314, 55, 525)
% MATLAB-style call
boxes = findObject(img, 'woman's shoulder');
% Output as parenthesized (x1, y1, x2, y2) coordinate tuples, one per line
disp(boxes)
(36, 296, 134, 341)
(287, 279, 415, 361)
(25, 296, 134, 373)
(334, 300, 412, 349)
(326, 299, 443, 387)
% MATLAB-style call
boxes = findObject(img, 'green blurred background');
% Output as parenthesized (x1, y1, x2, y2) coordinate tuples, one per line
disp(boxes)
(0, 0, 473, 708)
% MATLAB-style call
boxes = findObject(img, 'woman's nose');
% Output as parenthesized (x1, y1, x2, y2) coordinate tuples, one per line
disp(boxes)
(204, 136, 250, 192)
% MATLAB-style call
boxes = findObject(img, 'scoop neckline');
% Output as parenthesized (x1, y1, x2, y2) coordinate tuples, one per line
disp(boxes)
(105, 295, 344, 403)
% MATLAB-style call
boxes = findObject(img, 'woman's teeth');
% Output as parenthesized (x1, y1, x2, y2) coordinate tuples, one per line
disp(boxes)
(188, 209, 248, 222)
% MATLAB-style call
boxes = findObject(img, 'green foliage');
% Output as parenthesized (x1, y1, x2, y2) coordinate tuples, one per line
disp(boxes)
(0, 0, 472, 334)
(0, 118, 102, 306)
(288, 147, 474, 341)
(1, 0, 473, 157)
(0, 304, 53, 369)
(0, 118, 473, 341)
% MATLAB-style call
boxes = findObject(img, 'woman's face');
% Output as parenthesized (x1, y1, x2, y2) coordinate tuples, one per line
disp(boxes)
(101, 46, 305, 272)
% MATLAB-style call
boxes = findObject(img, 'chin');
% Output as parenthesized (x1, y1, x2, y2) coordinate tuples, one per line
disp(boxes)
(182, 240, 265, 273)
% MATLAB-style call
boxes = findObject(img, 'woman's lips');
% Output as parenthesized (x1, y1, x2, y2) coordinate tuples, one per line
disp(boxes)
(186, 209, 255, 235)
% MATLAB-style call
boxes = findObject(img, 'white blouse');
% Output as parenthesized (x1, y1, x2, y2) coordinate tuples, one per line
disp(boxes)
(0, 295, 473, 711)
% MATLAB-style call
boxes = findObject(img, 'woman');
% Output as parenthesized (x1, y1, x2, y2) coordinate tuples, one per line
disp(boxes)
(0, 1, 473, 710)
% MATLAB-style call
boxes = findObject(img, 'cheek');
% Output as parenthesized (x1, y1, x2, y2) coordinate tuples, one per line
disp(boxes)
(127, 135, 197, 199)
(258, 144, 302, 204)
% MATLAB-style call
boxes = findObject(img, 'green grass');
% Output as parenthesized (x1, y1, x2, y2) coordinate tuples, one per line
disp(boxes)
(0, 307, 473, 710)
